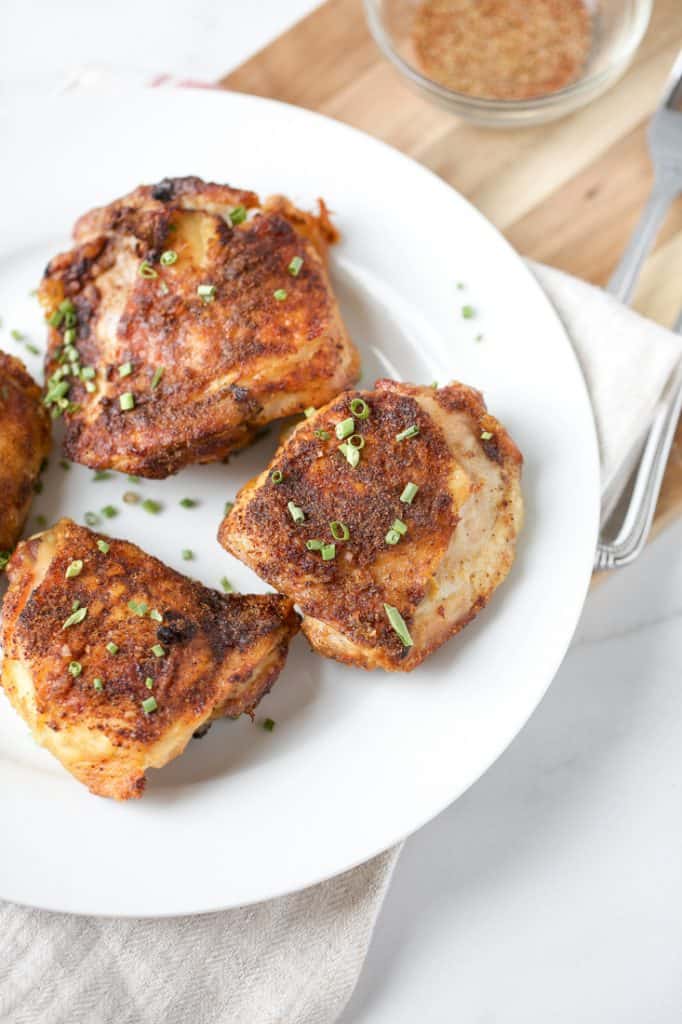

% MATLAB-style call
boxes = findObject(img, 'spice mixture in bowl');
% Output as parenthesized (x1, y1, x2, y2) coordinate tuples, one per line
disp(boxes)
(364, 0, 652, 126)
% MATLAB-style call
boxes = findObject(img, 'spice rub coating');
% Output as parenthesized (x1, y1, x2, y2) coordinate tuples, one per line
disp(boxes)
(219, 379, 523, 671)
(38, 176, 359, 478)
(0, 351, 51, 555)
(0, 519, 299, 799)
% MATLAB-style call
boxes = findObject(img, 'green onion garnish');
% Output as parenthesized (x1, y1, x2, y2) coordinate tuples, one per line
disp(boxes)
(59, 298, 75, 313)
(10, 329, 24, 341)
(49, 310, 64, 328)
(127, 475, 140, 484)
(123, 491, 139, 505)
(25, 343, 40, 356)
(224, 501, 234, 517)
(348, 434, 364, 450)
(85, 381, 96, 393)
(59, 459, 71, 471)
(118, 362, 133, 378)
(151, 367, 164, 389)
(385, 529, 401, 545)
(93, 678, 104, 692)
(97, 540, 110, 554)
(271, 470, 283, 484)
(396, 424, 419, 442)
(179, 497, 197, 508)
(263, 718, 276, 732)
(321, 543, 336, 561)
(329, 521, 349, 541)
(306, 539, 324, 551)
(151, 644, 165, 658)
(35, 515, 47, 528)
(92, 470, 112, 481)
(128, 600, 148, 616)
(273, 289, 287, 301)
(0, 551, 10, 571)
(145, 677, 154, 690)
(142, 499, 162, 515)
(160, 250, 178, 266)
(220, 577, 234, 593)
(139, 260, 158, 279)
(119, 392, 135, 411)
(150, 609, 163, 623)
(304, 406, 316, 418)
(314, 429, 330, 440)
(106, 642, 118, 654)
(182, 549, 194, 560)
(288, 501, 305, 524)
(392, 519, 407, 535)
(350, 398, 370, 420)
(68, 661, 82, 677)
(400, 482, 418, 504)
(142, 696, 158, 714)
(338, 443, 360, 468)
(384, 604, 413, 647)
(65, 559, 83, 579)
(62, 606, 88, 629)
(335, 417, 354, 440)
(197, 283, 216, 302)
(84, 512, 100, 527)
(461, 305, 475, 319)
(101, 505, 117, 519)
(480, 430, 493, 441)
(288, 256, 303, 276)
(229, 206, 247, 226)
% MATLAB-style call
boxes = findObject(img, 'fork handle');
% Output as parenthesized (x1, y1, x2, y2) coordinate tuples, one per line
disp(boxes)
(607, 181, 677, 303)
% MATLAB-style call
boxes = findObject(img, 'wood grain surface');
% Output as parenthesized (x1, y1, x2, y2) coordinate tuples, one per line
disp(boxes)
(221, 0, 682, 538)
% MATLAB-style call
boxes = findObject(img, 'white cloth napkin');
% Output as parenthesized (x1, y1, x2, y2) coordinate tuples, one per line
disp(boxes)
(1, 265, 680, 1024)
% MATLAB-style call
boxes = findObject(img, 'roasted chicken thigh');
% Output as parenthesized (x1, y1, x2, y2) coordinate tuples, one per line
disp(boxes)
(219, 380, 523, 671)
(0, 351, 51, 560)
(0, 519, 299, 799)
(38, 176, 359, 478)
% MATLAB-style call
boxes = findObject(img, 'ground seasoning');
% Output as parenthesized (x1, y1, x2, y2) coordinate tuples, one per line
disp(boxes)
(412, 0, 592, 101)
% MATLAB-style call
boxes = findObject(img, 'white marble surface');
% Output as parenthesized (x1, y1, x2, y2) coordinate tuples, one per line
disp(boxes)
(4, 2, 682, 1021)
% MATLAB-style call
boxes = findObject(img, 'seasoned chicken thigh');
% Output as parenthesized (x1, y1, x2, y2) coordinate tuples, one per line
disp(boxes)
(219, 379, 523, 671)
(38, 176, 359, 478)
(0, 351, 51, 560)
(0, 519, 299, 799)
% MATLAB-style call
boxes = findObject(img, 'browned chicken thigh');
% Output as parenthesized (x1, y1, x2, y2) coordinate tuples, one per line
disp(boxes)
(0, 351, 51, 562)
(219, 379, 523, 671)
(0, 519, 299, 799)
(38, 176, 359, 478)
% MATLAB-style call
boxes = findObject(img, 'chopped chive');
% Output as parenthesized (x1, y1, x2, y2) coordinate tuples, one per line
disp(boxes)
(350, 398, 370, 420)
(106, 641, 118, 654)
(179, 497, 197, 508)
(263, 717, 276, 732)
(68, 661, 82, 677)
(25, 343, 40, 355)
(142, 696, 158, 714)
(101, 505, 118, 518)
(314, 429, 330, 440)
(93, 678, 104, 692)
(118, 361, 133, 378)
(85, 380, 96, 393)
(151, 366, 164, 389)
(35, 515, 47, 528)
(65, 559, 83, 580)
(321, 543, 336, 561)
(329, 521, 349, 541)
(127, 475, 140, 484)
(288, 255, 303, 276)
(182, 549, 194, 560)
(288, 501, 305, 524)
(139, 260, 157, 279)
(0, 551, 11, 571)
(220, 577, 234, 593)
(145, 677, 154, 690)
(142, 499, 162, 515)
(49, 310, 64, 328)
(123, 491, 140, 504)
(400, 482, 419, 504)
(229, 205, 247, 226)
(306, 539, 324, 551)
(84, 512, 100, 527)
(151, 644, 165, 658)
(224, 501, 234, 517)
(97, 540, 110, 554)
(348, 434, 364, 450)
(150, 609, 163, 623)
(475, 333, 484, 342)
(160, 249, 178, 266)
(10, 329, 24, 341)
(392, 519, 408, 535)
(335, 417, 354, 440)
(119, 392, 135, 411)
(92, 470, 112, 482)
(34, 480, 43, 494)
(128, 600, 148, 616)
(461, 305, 475, 319)
(273, 289, 287, 301)
(304, 406, 316, 418)
(385, 529, 401, 545)
(456, 281, 465, 289)
(72, 599, 80, 611)
(63, 328, 76, 345)
(339, 442, 360, 468)
(480, 430, 493, 441)
(396, 424, 419, 442)
(384, 603, 413, 647)
(59, 298, 75, 314)
(270, 470, 283, 484)
(431, 381, 438, 389)
(197, 283, 216, 302)
(62, 606, 88, 629)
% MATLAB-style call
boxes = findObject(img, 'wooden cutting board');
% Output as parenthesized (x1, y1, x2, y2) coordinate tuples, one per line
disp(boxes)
(221, 0, 682, 540)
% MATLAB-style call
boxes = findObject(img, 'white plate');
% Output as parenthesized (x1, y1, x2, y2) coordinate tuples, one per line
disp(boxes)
(0, 90, 599, 917)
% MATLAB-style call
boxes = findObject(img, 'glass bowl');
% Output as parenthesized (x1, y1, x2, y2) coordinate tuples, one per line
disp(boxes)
(364, 0, 652, 127)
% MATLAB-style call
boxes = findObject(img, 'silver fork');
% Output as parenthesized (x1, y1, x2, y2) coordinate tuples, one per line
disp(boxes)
(594, 51, 682, 571)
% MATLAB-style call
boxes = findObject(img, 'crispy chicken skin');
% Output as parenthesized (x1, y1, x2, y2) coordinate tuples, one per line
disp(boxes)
(38, 176, 360, 478)
(219, 380, 523, 672)
(0, 352, 51, 556)
(0, 519, 299, 799)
